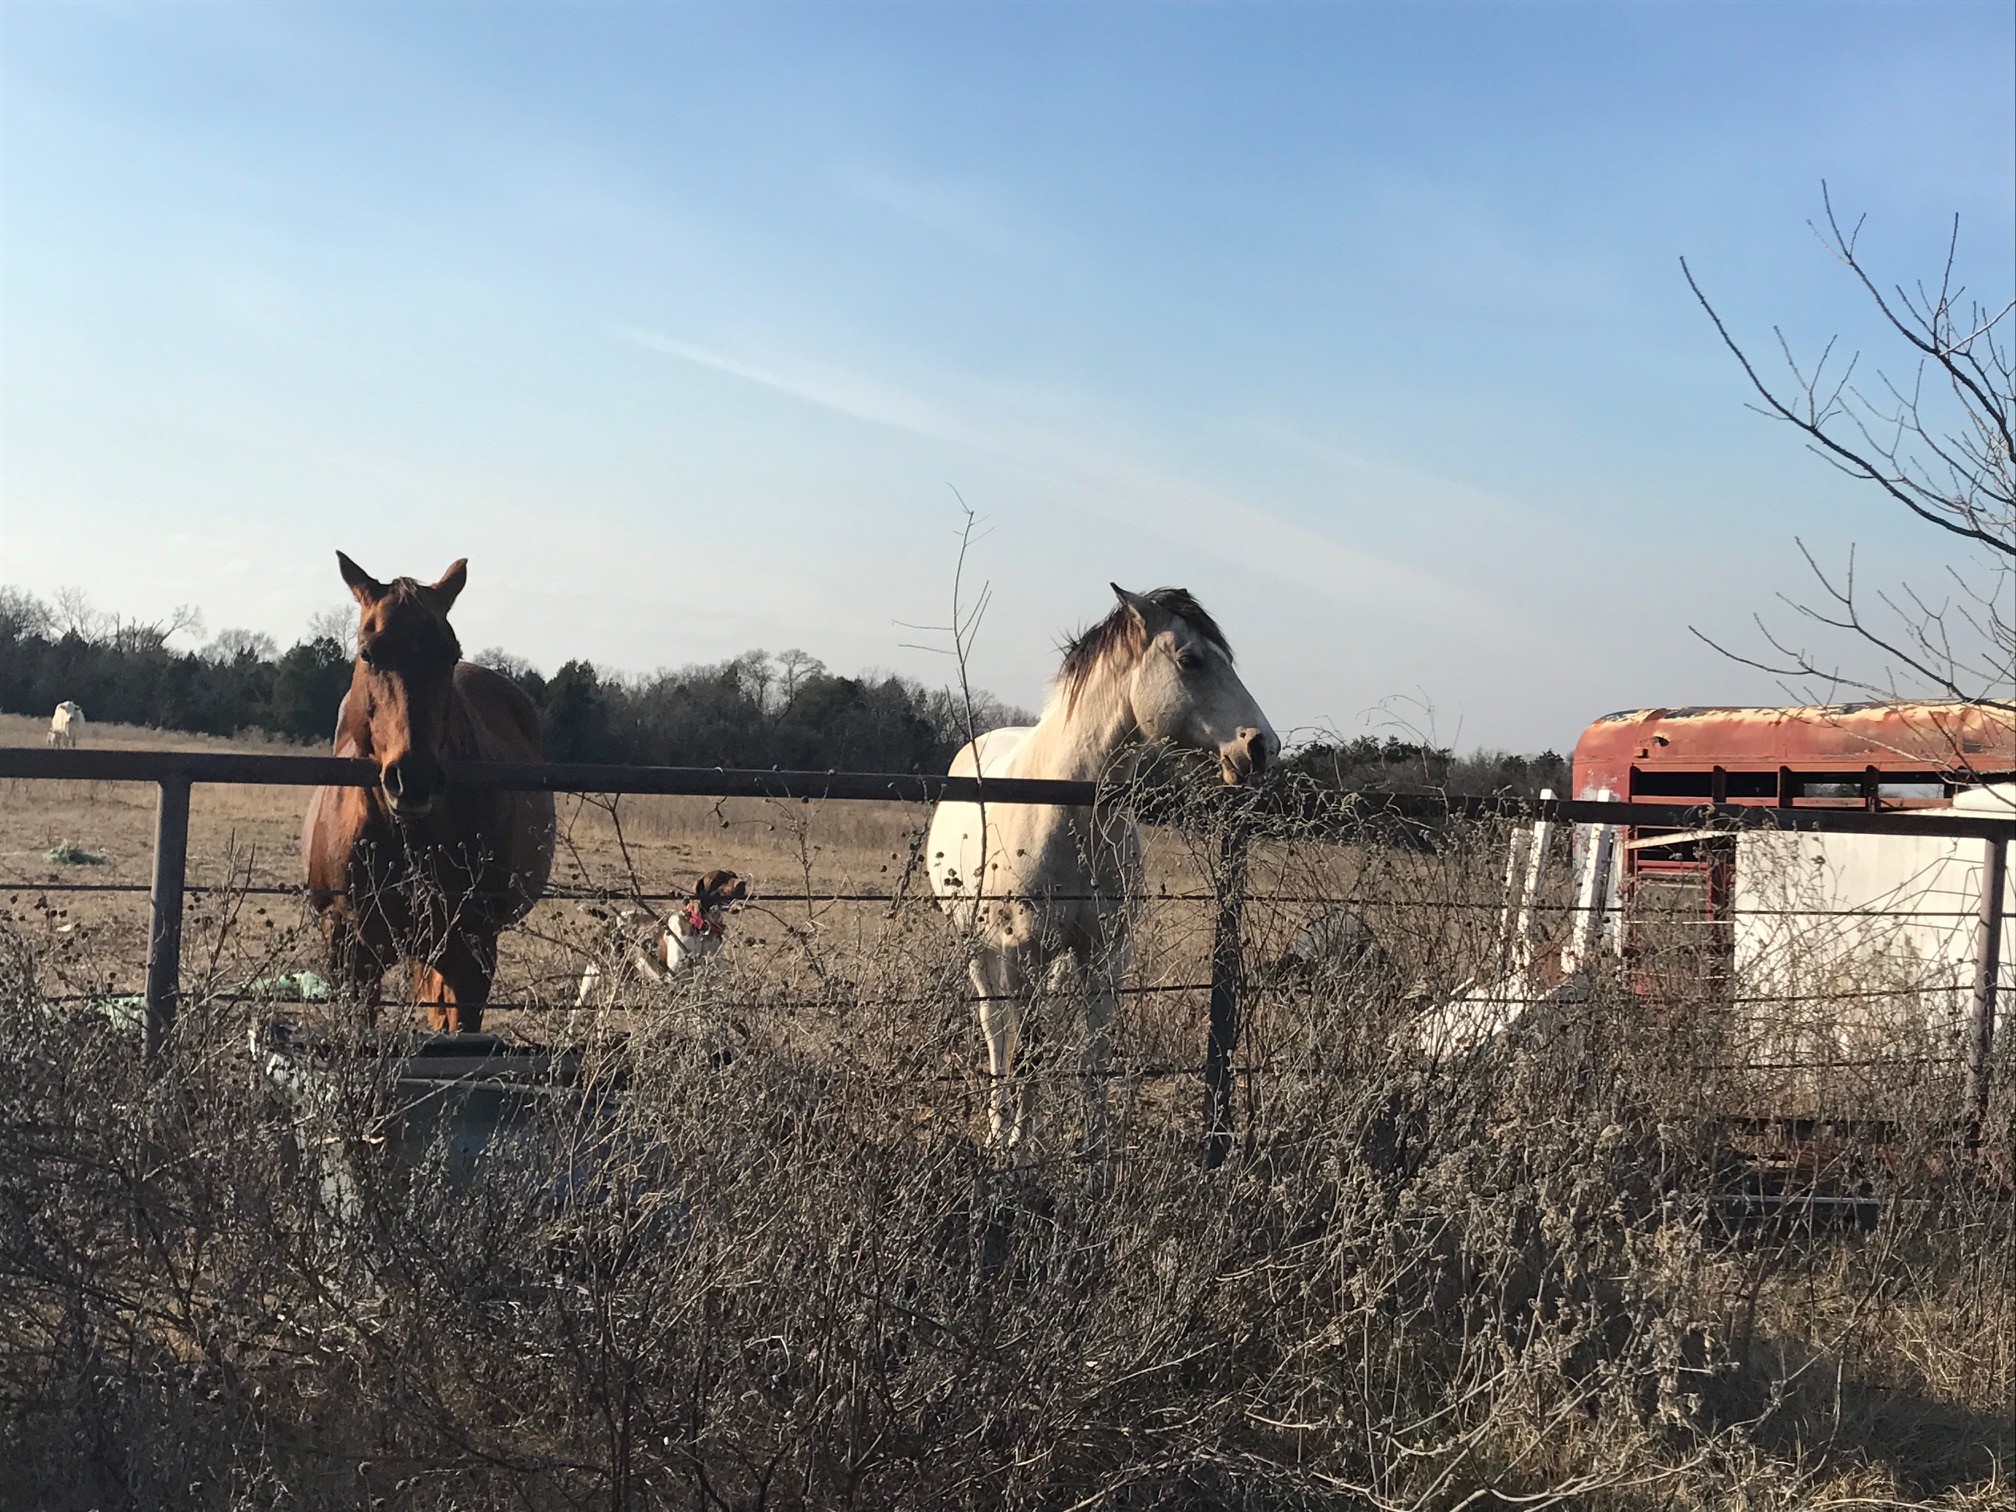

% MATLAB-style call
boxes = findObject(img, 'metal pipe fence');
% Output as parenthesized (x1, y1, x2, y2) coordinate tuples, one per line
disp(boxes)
(8, 743, 2015, 836)
(3, 744, 2010, 1159)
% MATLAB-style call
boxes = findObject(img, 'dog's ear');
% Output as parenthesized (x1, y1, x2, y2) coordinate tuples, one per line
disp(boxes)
(696, 869, 743, 902)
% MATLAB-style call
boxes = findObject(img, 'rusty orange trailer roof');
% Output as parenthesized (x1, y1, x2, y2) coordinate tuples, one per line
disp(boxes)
(1573, 701, 2016, 802)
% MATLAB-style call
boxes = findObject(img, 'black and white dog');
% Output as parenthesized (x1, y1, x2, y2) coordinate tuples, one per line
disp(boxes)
(577, 869, 749, 1005)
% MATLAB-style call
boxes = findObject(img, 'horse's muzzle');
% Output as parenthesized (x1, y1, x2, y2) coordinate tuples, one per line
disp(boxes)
(382, 752, 448, 818)
(1219, 727, 1276, 785)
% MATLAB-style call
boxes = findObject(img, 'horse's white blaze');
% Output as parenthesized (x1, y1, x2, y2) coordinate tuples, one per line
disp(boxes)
(926, 586, 1276, 1161)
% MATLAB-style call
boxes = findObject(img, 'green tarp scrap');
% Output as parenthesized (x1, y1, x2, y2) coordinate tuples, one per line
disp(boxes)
(84, 995, 145, 1032)
(76, 970, 333, 1030)
(44, 840, 108, 865)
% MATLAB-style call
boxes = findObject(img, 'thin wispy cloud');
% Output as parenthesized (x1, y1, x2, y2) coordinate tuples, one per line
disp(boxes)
(1229, 416, 1540, 532)
(621, 324, 1468, 619)
(1363, 175, 1638, 323)
(835, 164, 1054, 263)
(618, 327, 979, 446)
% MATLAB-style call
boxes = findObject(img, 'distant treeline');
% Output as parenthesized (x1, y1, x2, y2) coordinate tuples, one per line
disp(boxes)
(1280, 736, 1570, 802)
(1, 585, 1567, 794)
(493, 649, 1031, 773)
(0, 586, 1027, 773)
(1, 588, 353, 745)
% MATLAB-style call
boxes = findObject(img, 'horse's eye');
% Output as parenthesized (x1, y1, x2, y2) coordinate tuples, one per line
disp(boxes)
(358, 644, 377, 667)
(1177, 649, 1204, 673)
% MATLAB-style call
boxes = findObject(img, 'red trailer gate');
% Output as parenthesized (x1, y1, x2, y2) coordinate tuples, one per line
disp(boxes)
(1572, 701, 2016, 965)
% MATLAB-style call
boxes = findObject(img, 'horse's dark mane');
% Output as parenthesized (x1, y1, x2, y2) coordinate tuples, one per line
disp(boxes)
(368, 578, 463, 662)
(1057, 588, 1231, 708)
(387, 576, 448, 610)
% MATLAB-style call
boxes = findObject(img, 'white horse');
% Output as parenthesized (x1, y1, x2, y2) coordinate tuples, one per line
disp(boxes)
(47, 701, 84, 748)
(927, 585, 1277, 1158)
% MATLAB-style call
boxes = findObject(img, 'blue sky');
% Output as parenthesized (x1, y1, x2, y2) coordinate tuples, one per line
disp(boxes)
(2, 2, 2010, 751)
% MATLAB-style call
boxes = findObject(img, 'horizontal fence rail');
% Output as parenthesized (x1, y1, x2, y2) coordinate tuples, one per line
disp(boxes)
(3, 744, 2009, 1165)
(7, 749, 2007, 846)
(5, 745, 2012, 840)
(0, 747, 1100, 808)
(6, 877, 2003, 925)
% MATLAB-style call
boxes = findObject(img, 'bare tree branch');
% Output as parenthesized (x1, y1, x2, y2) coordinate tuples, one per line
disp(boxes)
(1683, 189, 2015, 715)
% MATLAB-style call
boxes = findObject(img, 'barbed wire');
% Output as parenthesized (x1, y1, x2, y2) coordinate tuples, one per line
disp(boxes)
(31, 980, 1226, 1009)
(6, 875, 2006, 922)
(34, 979, 1999, 1014)
(29, 985, 1996, 1086)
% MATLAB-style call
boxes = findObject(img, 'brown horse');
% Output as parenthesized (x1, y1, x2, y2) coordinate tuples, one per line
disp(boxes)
(302, 553, 555, 1032)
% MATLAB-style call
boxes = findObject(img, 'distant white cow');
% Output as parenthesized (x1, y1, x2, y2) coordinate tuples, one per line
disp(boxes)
(576, 869, 750, 1005)
(47, 701, 85, 749)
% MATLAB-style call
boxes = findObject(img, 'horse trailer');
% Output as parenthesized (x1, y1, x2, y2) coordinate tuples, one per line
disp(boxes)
(1569, 702, 2015, 1114)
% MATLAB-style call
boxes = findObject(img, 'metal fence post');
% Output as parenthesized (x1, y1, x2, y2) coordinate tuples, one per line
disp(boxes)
(1204, 802, 1251, 1169)
(144, 775, 192, 1061)
(1964, 836, 2008, 1149)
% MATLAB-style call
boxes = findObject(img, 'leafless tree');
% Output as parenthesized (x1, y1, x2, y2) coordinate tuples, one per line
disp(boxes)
(896, 493, 996, 757)
(50, 586, 205, 654)
(0, 586, 53, 639)
(473, 646, 539, 683)
(202, 628, 280, 665)
(773, 648, 825, 709)
(1683, 186, 2014, 715)
(305, 603, 357, 655)
(52, 586, 101, 640)
(107, 605, 205, 656)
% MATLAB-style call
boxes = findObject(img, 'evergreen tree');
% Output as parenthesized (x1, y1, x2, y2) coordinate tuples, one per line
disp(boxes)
(267, 638, 352, 743)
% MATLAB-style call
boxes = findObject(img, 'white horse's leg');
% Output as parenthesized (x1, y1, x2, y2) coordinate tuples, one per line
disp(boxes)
(972, 951, 1025, 1154)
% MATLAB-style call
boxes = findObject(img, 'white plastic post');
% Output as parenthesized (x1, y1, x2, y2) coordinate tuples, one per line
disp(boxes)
(1562, 822, 1618, 976)
(1511, 789, 1556, 973)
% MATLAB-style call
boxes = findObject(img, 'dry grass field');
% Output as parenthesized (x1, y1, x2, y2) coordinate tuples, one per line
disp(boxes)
(1, 714, 2011, 1509)
(0, 712, 1380, 1065)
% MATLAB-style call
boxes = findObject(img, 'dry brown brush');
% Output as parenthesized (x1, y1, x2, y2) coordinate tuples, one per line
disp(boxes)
(0, 796, 2009, 1509)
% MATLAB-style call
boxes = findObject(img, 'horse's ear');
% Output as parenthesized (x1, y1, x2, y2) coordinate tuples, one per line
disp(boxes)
(337, 552, 385, 606)
(1111, 584, 1170, 638)
(431, 559, 468, 611)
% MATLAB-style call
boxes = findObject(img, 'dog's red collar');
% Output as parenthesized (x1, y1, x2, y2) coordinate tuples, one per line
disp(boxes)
(684, 901, 725, 937)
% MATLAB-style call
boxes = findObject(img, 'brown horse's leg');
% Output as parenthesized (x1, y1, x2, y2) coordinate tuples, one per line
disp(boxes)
(410, 962, 454, 1032)
(417, 933, 497, 1034)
